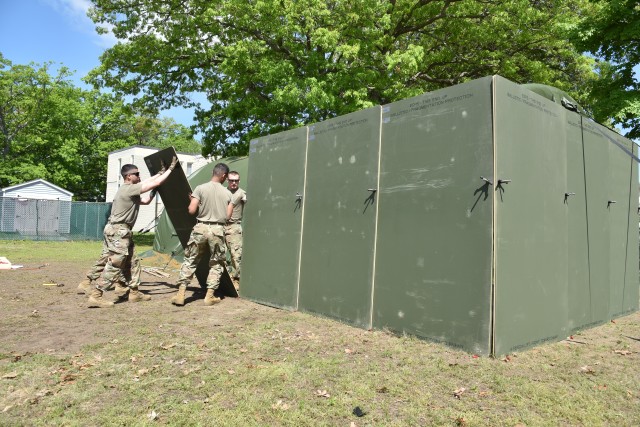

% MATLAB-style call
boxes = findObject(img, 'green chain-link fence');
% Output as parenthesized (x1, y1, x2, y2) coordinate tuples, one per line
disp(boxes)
(0, 197, 111, 241)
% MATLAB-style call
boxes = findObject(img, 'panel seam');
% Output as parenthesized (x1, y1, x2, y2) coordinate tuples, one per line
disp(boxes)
(295, 127, 310, 310)
(368, 106, 384, 330)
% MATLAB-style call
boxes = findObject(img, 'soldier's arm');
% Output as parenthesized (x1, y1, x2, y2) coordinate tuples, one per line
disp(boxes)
(226, 202, 233, 220)
(187, 195, 200, 216)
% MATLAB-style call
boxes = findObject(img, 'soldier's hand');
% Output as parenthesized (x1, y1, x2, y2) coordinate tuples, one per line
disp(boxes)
(169, 156, 179, 170)
(157, 161, 167, 175)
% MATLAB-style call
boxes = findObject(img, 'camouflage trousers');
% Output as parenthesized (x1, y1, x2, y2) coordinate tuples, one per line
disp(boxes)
(98, 223, 141, 291)
(177, 223, 226, 290)
(224, 223, 243, 279)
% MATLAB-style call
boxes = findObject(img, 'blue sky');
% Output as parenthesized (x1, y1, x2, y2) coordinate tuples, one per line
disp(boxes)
(0, 0, 196, 129)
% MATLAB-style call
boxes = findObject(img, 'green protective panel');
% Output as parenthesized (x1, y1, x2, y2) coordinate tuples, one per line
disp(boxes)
(144, 147, 194, 249)
(602, 125, 633, 318)
(624, 143, 639, 314)
(241, 127, 308, 309)
(145, 149, 240, 296)
(493, 77, 568, 355)
(297, 107, 381, 328)
(373, 76, 494, 354)
(565, 114, 591, 332)
(582, 120, 610, 324)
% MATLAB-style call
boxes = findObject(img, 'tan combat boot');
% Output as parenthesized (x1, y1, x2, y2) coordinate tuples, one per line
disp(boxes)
(77, 279, 93, 295)
(128, 288, 151, 303)
(87, 288, 114, 308)
(114, 283, 130, 302)
(203, 289, 221, 306)
(171, 286, 187, 306)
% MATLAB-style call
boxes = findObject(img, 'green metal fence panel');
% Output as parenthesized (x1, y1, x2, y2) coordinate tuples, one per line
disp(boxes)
(242, 127, 308, 309)
(603, 126, 633, 318)
(493, 77, 568, 355)
(624, 143, 639, 314)
(583, 120, 611, 324)
(565, 114, 591, 332)
(297, 107, 381, 328)
(373, 76, 494, 354)
(1, 198, 109, 241)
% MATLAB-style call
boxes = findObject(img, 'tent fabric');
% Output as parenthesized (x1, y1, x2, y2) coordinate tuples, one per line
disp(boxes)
(152, 156, 249, 259)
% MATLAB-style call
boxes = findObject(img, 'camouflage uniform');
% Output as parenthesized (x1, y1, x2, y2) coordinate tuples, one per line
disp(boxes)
(99, 183, 142, 292)
(176, 181, 232, 290)
(224, 187, 246, 280)
(84, 245, 108, 282)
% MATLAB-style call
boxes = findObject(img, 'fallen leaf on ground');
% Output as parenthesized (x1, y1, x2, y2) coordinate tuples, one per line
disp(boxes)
(453, 387, 466, 398)
(580, 365, 595, 374)
(160, 343, 175, 350)
(315, 389, 330, 398)
(614, 350, 632, 356)
(147, 410, 158, 420)
(376, 386, 389, 393)
(345, 348, 353, 354)
(501, 355, 511, 362)
(271, 399, 290, 410)
(227, 370, 235, 375)
(2, 372, 18, 379)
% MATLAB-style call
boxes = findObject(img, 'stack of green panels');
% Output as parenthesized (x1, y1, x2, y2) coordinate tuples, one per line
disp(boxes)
(241, 75, 639, 356)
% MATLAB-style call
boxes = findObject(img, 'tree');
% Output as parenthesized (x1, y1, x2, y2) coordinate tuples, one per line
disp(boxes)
(0, 54, 137, 200)
(129, 116, 202, 153)
(573, 0, 640, 139)
(87, 0, 595, 157)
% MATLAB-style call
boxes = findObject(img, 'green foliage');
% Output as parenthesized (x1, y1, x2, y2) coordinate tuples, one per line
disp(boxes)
(0, 53, 137, 200)
(0, 53, 202, 200)
(87, 0, 595, 157)
(129, 116, 202, 154)
(573, 0, 640, 138)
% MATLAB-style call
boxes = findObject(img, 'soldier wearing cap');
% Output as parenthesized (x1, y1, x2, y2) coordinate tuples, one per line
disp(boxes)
(86, 157, 178, 308)
(224, 170, 246, 290)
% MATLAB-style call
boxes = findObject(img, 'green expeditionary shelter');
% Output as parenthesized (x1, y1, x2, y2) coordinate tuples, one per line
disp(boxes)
(241, 75, 639, 356)
(152, 156, 249, 260)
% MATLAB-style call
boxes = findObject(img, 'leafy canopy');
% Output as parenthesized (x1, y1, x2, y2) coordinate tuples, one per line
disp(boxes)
(573, 0, 640, 139)
(87, 0, 595, 156)
(0, 53, 201, 200)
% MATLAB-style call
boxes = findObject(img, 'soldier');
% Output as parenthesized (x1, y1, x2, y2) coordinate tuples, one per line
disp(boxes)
(171, 163, 232, 306)
(87, 157, 178, 308)
(224, 170, 246, 290)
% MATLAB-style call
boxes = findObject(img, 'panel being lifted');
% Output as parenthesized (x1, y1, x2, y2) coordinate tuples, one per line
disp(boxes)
(144, 147, 237, 297)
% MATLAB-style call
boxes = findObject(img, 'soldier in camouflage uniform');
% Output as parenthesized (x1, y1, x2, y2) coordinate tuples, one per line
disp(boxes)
(224, 171, 246, 290)
(171, 163, 232, 307)
(87, 157, 178, 308)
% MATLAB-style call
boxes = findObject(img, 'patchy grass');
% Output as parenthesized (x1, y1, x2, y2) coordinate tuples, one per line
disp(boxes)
(0, 240, 639, 426)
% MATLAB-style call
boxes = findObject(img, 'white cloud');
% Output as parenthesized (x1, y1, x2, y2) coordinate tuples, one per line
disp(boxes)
(43, 0, 117, 48)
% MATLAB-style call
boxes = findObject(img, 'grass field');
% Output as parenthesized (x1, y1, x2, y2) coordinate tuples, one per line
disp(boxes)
(0, 240, 639, 426)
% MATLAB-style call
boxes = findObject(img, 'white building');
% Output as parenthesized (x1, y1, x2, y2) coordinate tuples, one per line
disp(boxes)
(106, 146, 210, 232)
(0, 179, 74, 234)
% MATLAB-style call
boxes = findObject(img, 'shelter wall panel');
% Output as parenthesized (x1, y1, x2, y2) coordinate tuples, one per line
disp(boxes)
(565, 114, 591, 332)
(624, 144, 639, 313)
(242, 128, 308, 309)
(582, 121, 611, 324)
(374, 77, 494, 354)
(602, 126, 634, 318)
(298, 107, 381, 328)
(493, 77, 568, 355)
